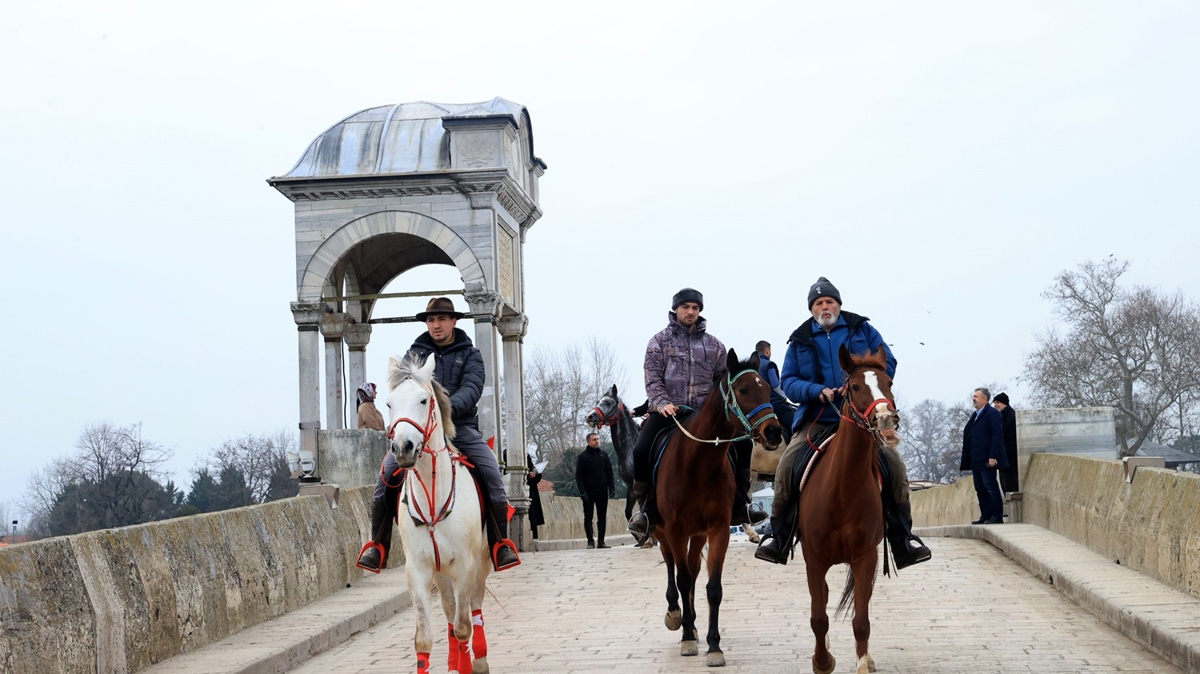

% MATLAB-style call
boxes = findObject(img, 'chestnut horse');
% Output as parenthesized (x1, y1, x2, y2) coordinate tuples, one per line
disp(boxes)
(795, 345, 900, 674)
(654, 350, 783, 667)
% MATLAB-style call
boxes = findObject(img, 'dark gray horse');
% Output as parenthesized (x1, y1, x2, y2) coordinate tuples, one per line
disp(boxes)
(584, 385, 639, 520)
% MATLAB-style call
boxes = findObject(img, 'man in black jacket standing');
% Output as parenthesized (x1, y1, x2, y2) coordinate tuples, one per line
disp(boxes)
(576, 432, 616, 549)
(993, 392, 1020, 493)
(356, 297, 520, 573)
(961, 387, 1008, 525)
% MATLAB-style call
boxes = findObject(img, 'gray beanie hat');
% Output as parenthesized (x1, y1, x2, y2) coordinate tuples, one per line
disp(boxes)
(807, 277, 841, 310)
(672, 287, 704, 311)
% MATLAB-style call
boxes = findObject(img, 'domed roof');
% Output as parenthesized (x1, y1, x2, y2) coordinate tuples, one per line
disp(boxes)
(280, 97, 541, 179)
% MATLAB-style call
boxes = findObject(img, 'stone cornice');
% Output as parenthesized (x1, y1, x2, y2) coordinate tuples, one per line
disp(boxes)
(267, 169, 541, 226)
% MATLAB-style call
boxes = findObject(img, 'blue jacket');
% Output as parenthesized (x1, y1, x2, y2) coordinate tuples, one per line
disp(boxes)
(960, 404, 1008, 470)
(757, 357, 789, 408)
(780, 311, 896, 431)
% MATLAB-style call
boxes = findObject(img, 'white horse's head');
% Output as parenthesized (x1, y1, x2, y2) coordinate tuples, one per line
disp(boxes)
(386, 352, 454, 468)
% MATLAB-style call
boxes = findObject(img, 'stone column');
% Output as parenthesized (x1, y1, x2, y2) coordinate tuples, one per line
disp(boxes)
(498, 314, 532, 551)
(343, 322, 373, 405)
(291, 301, 323, 477)
(320, 312, 349, 431)
(464, 290, 503, 463)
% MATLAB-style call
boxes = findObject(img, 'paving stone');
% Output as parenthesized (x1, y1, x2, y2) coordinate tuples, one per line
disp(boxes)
(289, 537, 1184, 673)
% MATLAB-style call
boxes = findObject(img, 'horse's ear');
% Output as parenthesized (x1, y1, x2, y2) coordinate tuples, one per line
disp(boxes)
(608, 384, 618, 397)
(748, 351, 761, 372)
(388, 356, 402, 375)
(838, 344, 855, 375)
(873, 344, 888, 364)
(726, 349, 739, 371)
(419, 353, 436, 377)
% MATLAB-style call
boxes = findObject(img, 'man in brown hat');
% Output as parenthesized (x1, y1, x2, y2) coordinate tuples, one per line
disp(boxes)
(356, 297, 521, 573)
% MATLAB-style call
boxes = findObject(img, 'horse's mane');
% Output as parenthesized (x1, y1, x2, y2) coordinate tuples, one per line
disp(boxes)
(844, 347, 889, 379)
(389, 351, 457, 440)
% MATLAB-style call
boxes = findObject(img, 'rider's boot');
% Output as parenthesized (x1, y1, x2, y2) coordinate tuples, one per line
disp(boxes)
(627, 480, 654, 544)
(885, 500, 932, 570)
(730, 469, 769, 527)
(356, 499, 393, 573)
(486, 502, 521, 571)
(754, 498, 797, 565)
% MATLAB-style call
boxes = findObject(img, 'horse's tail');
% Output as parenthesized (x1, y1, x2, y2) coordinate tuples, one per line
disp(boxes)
(834, 569, 855, 621)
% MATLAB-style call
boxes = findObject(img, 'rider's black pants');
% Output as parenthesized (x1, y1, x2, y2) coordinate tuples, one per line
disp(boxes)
(632, 413, 675, 483)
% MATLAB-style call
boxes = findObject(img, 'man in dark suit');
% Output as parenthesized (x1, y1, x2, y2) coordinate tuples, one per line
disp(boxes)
(960, 387, 1008, 524)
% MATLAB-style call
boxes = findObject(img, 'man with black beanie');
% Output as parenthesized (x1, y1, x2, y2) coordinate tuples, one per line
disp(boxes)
(627, 288, 767, 544)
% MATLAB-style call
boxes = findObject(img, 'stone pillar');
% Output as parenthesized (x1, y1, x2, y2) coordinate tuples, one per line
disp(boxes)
(464, 290, 503, 462)
(344, 322, 373, 405)
(498, 314, 531, 551)
(321, 312, 349, 430)
(291, 301, 323, 476)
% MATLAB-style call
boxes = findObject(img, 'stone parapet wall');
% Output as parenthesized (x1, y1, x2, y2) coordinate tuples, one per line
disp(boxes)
(0, 486, 377, 673)
(320, 429, 390, 488)
(911, 477, 978, 528)
(912, 452, 1200, 601)
(1021, 453, 1200, 600)
(535, 495, 628, 542)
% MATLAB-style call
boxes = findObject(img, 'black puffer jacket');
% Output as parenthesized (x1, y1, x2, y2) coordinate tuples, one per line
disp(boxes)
(409, 328, 486, 428)
(575, 446, 615, 499)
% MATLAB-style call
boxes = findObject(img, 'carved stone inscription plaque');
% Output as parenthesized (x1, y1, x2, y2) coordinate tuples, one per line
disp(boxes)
(498, 230, 515, 305)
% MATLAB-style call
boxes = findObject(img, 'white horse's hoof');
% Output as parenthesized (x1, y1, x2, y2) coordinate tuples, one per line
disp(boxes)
(681, 640, 699, 656)
(812, 655, 835, 674)
(472, 657, 489, 673)
(665, 609, 682, 631)
(706, 651, 726, 667)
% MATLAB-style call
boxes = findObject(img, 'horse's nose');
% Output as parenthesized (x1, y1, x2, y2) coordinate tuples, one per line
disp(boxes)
(764, 424, 783, 450)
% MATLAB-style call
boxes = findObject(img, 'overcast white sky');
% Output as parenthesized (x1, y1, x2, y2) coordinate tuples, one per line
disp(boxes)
(3, 1, 1198, 519)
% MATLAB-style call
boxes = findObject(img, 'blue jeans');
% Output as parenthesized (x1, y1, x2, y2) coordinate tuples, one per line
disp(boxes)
(972, 468, 1003, 521)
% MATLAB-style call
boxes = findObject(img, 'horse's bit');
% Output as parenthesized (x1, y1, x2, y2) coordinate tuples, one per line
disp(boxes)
(589, 398, 625, 427)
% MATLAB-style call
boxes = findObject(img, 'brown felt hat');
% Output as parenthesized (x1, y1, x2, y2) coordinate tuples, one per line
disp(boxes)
(415, 297, 465, 321)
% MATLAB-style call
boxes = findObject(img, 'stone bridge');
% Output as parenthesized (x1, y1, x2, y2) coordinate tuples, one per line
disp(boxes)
(3, 452, 1200, 673)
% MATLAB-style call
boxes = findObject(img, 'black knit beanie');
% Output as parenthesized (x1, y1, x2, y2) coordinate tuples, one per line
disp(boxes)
(672, 287, 704, 311)
(807, 277, 841, 310)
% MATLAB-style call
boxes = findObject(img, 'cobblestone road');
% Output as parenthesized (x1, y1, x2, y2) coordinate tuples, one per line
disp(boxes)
(292, 535, 1182, 673)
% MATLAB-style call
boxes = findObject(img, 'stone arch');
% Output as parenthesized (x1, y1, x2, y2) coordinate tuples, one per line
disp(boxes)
(298, 210, 487, 303)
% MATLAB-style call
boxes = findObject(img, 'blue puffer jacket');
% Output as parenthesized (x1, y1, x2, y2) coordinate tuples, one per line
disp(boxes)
(409, 328, 486, 428)
(780, 311, 896, 431)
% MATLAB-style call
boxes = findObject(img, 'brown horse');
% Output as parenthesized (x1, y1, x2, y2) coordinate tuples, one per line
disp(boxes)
(654, 349, 783, 667)
(796, 344, 899, 674)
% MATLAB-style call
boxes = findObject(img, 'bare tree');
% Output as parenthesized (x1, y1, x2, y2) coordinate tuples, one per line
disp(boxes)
(523, 339, 629, 463)
(204, 431, 297, 504)
(1024, 259, 1200, 456)
(898, 399, 965, 484)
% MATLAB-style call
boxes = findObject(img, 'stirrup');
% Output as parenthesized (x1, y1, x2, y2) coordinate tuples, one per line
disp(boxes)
(628, 511, 650, 544)
(492, 540, 521, 571)
(356, 541, 386, 573)
(754, 535, 789, 565)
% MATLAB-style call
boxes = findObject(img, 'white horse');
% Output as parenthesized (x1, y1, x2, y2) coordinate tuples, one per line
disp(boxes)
(388, 353, 492, 674)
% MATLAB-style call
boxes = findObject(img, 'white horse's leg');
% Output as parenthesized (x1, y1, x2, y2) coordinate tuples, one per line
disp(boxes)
(470, 553, 491, 674)
(437, 575, 470, 674)
(407, 566, 435, 674)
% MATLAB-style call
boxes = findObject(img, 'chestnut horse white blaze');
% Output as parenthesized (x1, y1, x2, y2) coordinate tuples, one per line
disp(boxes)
(387, 353, 492, 674)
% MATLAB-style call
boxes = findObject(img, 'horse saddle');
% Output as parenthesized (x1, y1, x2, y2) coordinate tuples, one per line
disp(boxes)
(788, 427, 893, 499)
(648, 408, 694, 486)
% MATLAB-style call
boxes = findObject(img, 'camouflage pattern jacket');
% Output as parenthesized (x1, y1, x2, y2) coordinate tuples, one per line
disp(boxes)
(643, 312, 727, 412)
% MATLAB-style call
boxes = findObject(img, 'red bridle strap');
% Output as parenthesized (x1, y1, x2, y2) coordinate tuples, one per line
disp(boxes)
(590, 401, 625, 428)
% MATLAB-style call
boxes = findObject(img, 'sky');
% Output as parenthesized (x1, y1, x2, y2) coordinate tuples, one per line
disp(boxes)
(2, 1, 1198, 521)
